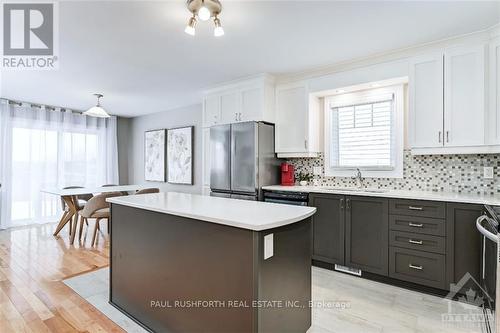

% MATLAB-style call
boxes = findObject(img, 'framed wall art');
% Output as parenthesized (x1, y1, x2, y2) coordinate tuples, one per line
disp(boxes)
(167, 126, 193, 185)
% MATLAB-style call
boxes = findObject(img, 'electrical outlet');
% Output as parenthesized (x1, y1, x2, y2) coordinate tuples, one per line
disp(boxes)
(484, 167, 494, 179)
(313, 166, 322, 176)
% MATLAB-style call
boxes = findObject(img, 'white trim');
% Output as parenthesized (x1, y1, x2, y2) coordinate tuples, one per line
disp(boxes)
(324, 84, 405, 179)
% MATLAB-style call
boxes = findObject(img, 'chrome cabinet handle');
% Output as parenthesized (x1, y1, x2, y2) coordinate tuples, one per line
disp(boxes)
(346, 199, 351, 210)
(409, 264, 423, 270)
(408, 222, 423, 228)
(409, 239, 423, 245)
(408, 206, 423, 211)
(438, 131, 442, 143)
(446, 131, 449, 143)
(304, 139, 308, 149)
(340, 198, 344, 210)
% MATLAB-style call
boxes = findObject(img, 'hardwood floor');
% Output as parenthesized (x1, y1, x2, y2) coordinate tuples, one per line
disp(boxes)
(0, 221, 123, 333)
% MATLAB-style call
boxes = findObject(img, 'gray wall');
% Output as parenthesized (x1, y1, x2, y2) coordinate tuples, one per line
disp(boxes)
(120, 104, 203, 194)
(117, 117, 131, 185)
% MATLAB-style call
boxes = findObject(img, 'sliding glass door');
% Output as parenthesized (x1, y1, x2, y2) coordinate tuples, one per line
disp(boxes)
(0, 101, 118, 229)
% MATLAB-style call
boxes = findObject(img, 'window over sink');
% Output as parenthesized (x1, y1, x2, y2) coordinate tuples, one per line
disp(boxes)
(324, 84, 404, 178)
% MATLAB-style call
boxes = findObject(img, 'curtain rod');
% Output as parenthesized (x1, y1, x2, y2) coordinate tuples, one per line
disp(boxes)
(1, 98, 84, 114)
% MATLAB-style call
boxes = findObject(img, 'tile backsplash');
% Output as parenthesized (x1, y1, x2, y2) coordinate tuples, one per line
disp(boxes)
(289, 150, 500, 195)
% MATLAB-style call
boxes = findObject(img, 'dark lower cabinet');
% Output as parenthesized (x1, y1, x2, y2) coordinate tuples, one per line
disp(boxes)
(307, 191, 484, 294)
(310, 194, 345, 265)
(345, 196, 389, 276)
(389, 247, 446, 289)
(446, 203, 483, 288)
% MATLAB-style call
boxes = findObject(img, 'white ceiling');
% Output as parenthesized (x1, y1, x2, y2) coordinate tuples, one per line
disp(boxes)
(1, 1, 499, 117)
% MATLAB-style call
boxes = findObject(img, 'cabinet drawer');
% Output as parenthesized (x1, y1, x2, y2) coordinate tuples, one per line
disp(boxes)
(389, 247, 446, 289)
(389, 199, 445, 218)
(389, 231, 445, 254)
(390, 215, 446, 236)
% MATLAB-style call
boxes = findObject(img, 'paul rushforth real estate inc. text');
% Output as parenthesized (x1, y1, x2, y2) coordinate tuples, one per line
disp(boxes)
(150, 299, 350, 309)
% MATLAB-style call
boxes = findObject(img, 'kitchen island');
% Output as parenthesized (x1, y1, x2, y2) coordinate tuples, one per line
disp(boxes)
(107, 192, 316, 333)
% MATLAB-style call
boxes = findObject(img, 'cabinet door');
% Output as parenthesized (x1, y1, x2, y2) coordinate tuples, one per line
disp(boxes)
(203, 95, 220, 127)
(409, 53, 444, 148)
(202, 128, 211, 187)
(220, 91, 240, 124)
(446, 203, 483, 290)
(444, 45, 486, 146)
(240, 87, 263, 122)
(275, 83, 308, 153)
(309, 194, 345, 265)
(490, 38, 500, 144)
(345, 196, 389, 276)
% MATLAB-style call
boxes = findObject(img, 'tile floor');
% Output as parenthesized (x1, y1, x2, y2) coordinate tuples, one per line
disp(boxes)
(64, 266, 484, 333)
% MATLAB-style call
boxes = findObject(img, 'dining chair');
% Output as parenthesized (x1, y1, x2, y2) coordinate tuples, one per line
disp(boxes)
(135, 188, 160, 195)
(102, 184, 129, 195)
(60, 186, 93, 210)
(74, 191, 122, 246)
(59, 186, 93, 236)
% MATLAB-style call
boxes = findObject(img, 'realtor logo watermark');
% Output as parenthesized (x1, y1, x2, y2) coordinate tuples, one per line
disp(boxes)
(442, 273, 494, 330)
(1, 1, 59, 69)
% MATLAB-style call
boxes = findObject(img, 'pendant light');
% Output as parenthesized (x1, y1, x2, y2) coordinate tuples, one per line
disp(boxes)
(185, 0, 224, 37)
(84, 93, 110, 118)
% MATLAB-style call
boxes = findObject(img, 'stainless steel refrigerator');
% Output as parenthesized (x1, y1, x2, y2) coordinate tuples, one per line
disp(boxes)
(210, 122, 281, 201)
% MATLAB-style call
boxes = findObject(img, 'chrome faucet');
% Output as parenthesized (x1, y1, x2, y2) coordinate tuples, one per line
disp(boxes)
(352, 168, 364, 189)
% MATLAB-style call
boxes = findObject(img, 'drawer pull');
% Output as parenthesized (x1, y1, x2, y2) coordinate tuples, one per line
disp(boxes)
(409, 264, 423, 270)
(408, 206, 423, 211)
(408, 222, 424, 228)
(409, 239, 423, 245)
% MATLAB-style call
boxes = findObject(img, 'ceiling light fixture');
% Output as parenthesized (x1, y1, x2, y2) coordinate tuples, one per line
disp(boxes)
(185, 0, 224, 37)
(213, 16, 224, 37)
(84, 93, 110, 118)
(185, 15, 197, 36)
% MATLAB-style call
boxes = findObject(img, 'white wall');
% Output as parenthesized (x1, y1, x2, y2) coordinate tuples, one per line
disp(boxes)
(124, 104, 203, 194)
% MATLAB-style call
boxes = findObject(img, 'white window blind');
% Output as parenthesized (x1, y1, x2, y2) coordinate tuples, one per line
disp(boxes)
(330, 97, 394, 169)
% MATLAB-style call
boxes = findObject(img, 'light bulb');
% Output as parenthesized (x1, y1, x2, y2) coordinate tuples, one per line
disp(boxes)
(198, 6, 211, 21)
(185, 25, 195, 36)
(214, 26, 224, 37)
(213, 17, 224, 37)
(185, 16, 196, 36)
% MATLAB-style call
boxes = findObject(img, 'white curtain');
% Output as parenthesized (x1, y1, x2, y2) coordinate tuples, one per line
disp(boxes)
(0, 100, 118, 229)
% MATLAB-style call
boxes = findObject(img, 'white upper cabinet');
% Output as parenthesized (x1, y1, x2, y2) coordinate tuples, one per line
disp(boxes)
(489, 37, 500, 144)
(219, 91, 240, 124)
(409, 43, 491, 154)
(275, 81, 320, 158)
(203, 94, 221, 127)
(409, 53, 444, 148)
(202, 74, 275, 127)
(240, 87, 263, 122)
(444, 45, 485, 147)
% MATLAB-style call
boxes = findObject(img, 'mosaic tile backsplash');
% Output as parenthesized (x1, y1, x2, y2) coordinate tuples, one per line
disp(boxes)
(289, 150, 500, 195)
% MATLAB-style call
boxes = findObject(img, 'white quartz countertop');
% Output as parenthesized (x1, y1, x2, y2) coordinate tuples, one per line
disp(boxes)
(107, 192, 316, 231)
(41, 185, 149, 196)
(262, 185, 500, 206)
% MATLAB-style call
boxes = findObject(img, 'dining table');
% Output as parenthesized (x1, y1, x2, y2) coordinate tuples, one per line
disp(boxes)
(41, 185, 152, 244)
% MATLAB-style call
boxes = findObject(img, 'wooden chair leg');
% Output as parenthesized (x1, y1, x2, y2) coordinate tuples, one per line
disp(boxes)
(92, 218, 100, 247)
(78, 216, 85, 242)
